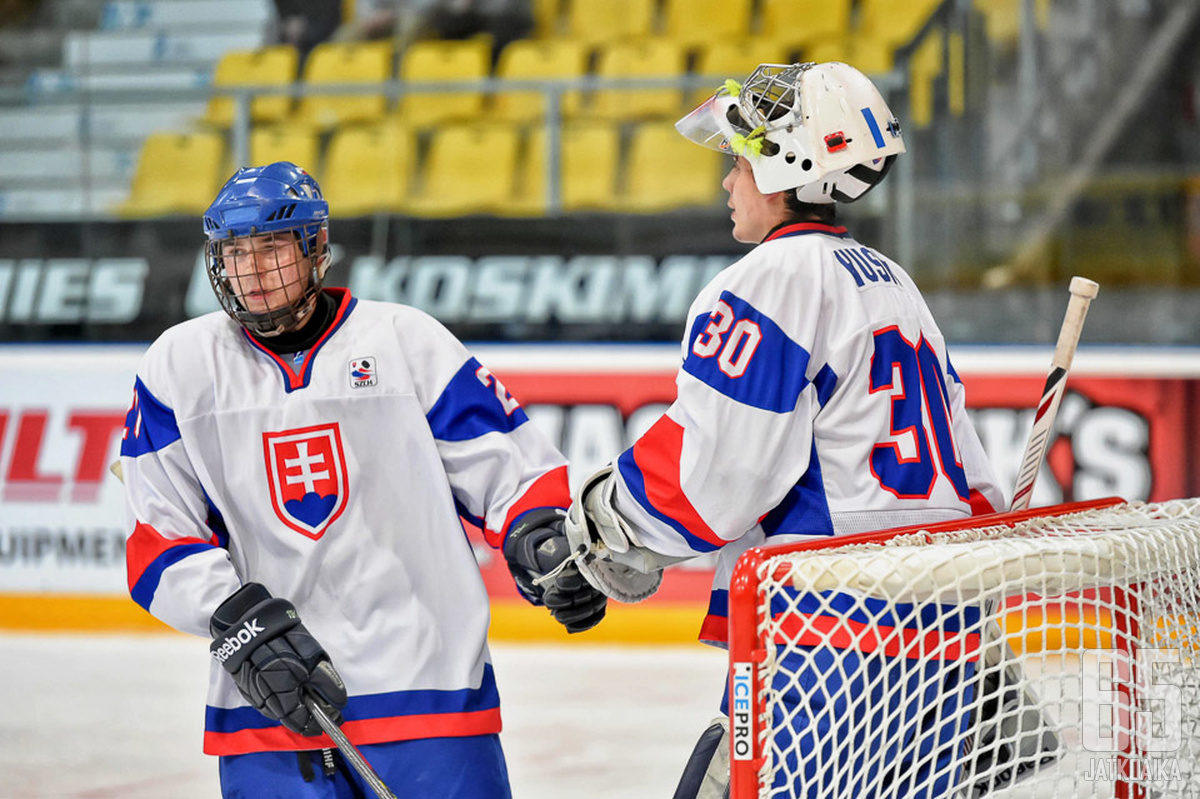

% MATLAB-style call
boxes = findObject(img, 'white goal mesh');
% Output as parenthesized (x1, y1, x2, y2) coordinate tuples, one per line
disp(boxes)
(727, 499, 1200, 799)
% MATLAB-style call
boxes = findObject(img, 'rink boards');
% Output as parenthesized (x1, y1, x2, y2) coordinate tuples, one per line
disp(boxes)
(1, 343, 1199, 641)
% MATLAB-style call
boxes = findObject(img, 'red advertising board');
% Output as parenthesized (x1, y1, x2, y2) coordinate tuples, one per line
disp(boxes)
(1, 345, 1198, 639)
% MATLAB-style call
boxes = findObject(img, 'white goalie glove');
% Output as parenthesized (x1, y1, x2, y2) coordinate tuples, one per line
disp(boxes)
(562, 466, 690, 603)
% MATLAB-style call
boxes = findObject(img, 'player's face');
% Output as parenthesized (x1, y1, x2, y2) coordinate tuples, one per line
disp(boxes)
(721, 156, 788, 243)
(222, 233, 311, 321)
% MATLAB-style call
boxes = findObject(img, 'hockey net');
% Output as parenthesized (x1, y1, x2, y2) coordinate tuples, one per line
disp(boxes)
(727, 498, 1200, 799)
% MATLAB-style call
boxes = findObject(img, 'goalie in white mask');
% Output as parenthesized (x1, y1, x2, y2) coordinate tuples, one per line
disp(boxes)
(558, 62, 1005, 798)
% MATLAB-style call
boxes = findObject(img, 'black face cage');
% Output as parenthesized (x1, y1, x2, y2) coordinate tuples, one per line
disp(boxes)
(204, 226, 327, 337)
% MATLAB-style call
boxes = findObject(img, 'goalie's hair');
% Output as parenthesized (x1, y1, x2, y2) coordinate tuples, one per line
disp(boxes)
(783, 192, 836, 225)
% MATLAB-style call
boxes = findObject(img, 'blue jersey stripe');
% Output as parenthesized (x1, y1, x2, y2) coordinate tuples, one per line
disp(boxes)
(616, 447, 720, 553)
(120, 377, 181, 458)
(205, 663, 500, 732)
(946, 356, 962, 385)
(129, 542, 214, 611)
(683, 292, 812, 413)
(760, 443, 835, 538)
(454, 498, 485, 530)
(812, 363, 838, 407)
(775, 590, 983, 633)
(426, 358, 529, 442)
(706, 588, 728, 619)
(203, 492, 231, 551)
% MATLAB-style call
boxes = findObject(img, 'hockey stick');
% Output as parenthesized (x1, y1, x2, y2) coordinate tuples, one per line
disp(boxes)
(1008, 276, 1100, 511)
(305, 698, 398, 799)
(964, 277, 1100, 796)
(108, 459, 398, 799)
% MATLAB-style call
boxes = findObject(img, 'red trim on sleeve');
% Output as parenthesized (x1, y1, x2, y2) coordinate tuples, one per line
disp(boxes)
(631, 417, 724, 548)
(698, 613, 728, 646)
(968, 488, 996, 516)
(486, 464, 571, 547)
(125, 522, 216, 592)
(203, 708, 503, 755)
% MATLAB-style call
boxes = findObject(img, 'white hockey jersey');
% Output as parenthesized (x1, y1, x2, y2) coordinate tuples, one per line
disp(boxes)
(608, 222, 1005, 645)
(119, 288, 569, 755)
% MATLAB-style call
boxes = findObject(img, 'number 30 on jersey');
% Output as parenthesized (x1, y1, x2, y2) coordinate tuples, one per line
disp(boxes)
(869, 326, 971, 501)
(691, 300, 763, 378)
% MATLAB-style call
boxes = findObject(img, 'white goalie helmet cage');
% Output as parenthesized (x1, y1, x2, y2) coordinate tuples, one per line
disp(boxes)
(676, 61, 906, 203)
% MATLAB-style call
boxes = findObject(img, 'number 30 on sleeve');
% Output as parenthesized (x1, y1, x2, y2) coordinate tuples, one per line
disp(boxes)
(691, 300, 763, 379)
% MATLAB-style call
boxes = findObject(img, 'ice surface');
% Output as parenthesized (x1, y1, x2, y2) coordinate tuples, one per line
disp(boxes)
(0, 634, 728, 798)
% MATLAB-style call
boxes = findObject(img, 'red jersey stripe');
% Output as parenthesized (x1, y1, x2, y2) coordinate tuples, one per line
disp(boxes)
(125, 521, 216, 592)
(630, 416, 724, 548)
(203, 708, 503, 755)
(774, 613, 982, 661)
(489, 464, 571, 547)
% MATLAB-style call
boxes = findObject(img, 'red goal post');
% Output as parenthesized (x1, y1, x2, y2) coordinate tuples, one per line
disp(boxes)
(727, 498, 1200, 799)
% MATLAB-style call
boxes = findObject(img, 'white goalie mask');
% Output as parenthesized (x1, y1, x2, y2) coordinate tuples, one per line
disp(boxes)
(676, 61, 906, 203)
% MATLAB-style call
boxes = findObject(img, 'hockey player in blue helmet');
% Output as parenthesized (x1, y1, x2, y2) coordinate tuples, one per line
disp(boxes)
(117, 160, 605, 797)
(203, 161, 332, 337)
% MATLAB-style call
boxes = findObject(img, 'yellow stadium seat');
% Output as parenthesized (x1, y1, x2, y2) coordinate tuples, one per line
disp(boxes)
(396, 38, 491, 129)
(295, 40, 392, 130)
(530, 0, 562, 38)
(493, 39, 587, 122)
(908, 31, 944, 128)
(206, 46, 298, 127)
(408, 122, 521, 217)
(760, 0, 851, 49)
(509, 122, 620, 215)
(662, 0, 751, 47)
(689, 38, 791, 105)
(948, 30, 965, 116)
(321, 121, 415, 216)
(974, 0, 1050, 46)
(858, 0, 942, 50)
(623, 122, 722, 212)
(248, 126, 321, 173)
(590, 39, 688, 121)
(563, 0, 656, 45)
(118, 131, 226, 217)
(801, 36, 893, 75)
(693, 38, 791, 81)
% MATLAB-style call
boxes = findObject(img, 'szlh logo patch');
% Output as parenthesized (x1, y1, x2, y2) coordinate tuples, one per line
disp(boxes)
(263, 423, 349, 540)
(349, 357, 376, 388)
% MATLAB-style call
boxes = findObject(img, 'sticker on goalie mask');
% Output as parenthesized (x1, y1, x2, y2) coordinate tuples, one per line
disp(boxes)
(350, 357, 377, 388)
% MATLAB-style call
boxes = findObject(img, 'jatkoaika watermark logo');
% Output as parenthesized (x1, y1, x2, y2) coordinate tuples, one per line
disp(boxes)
(1081, 647, 1189, 786)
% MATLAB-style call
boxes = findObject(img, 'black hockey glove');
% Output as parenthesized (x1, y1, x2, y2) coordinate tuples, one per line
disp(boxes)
(209, 583, 347, 736)
(504, 508, 607, 634)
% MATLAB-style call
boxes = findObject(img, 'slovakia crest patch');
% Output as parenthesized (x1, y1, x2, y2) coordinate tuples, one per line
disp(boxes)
(263, 423, 349, 539)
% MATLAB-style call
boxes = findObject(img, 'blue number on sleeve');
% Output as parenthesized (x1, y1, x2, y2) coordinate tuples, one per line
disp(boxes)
(917, 339, 971, 501)
(869, 327, 970, 500)
(869, 327, 935, 498)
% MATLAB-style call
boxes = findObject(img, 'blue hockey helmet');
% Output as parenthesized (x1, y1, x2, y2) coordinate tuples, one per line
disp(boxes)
(203, 162, 332, 336)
